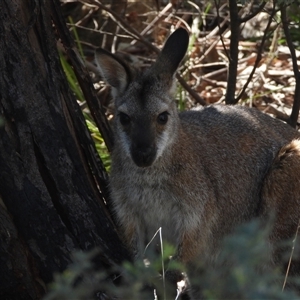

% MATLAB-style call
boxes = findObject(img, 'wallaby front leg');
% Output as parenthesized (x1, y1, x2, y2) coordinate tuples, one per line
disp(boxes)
(121, 221, 139, 259)
(177, 229, 203, 264)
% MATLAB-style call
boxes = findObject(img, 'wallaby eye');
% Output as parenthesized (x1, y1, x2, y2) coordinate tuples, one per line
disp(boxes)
(157, 111, 169, 125)
(119, 112, 131, 126)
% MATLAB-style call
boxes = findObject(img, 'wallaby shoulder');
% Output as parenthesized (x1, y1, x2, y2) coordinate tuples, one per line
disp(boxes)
(179, 104, 298, 140)
(175, 104, 300, 225)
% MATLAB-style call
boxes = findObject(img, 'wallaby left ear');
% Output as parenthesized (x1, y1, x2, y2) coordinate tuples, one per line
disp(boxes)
(94, 48, 131, 97)
(151, 28, 189, 77)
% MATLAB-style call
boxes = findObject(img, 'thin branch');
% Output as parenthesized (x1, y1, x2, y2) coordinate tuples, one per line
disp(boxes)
(282, 218, 300, 290)
(89, 0, 206, 105)
(89, 0, 158, 53)
(239, 1, 266, 23)
(177, 75, 206, 105)
(263, 105, 290, 123)
(236, 4, 277, 102)
(134, 2, 173, 41)
(225, 0, 240, 104)
(280, 3, 300, 128)
(214, 0, 229, 59)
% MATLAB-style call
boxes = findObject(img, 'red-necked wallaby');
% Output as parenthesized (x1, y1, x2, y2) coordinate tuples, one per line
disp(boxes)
(95, 28, 300, 297)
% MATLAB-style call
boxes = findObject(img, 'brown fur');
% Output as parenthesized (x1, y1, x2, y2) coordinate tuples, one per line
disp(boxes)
(95, 28, 300, 297)
(261, 140, 300, 272)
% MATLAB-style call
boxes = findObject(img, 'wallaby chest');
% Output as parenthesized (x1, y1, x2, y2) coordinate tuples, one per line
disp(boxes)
(110, 160, 183, 246)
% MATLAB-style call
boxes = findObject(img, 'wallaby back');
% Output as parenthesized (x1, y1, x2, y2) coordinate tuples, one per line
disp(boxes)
(95, 28, 300, 295)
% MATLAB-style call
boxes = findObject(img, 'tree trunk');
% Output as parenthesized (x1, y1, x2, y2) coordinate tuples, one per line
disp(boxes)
(0, 0, 130, 299)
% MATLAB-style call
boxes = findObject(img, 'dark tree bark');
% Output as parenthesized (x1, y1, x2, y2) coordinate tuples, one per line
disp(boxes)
(0, 0, 130, 299)
(224, 0, 240, 105)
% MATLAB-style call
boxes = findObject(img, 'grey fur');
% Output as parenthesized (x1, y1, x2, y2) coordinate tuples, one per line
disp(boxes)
(95, 28, 300, 298)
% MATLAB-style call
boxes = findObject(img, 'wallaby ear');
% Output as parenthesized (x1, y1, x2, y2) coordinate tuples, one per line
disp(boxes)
(94, 48, 131, 97)
(152, 28, 189, 77)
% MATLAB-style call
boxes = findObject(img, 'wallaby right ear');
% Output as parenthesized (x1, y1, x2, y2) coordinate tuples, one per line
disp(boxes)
(94, 48, 131, 97)
(152, 28, 189, 77)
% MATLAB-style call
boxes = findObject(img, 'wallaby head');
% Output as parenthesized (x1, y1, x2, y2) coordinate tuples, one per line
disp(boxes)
(95, 28, 189, 167)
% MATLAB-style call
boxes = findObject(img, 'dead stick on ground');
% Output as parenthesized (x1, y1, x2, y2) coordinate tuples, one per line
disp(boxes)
(282, 218, 300, 291)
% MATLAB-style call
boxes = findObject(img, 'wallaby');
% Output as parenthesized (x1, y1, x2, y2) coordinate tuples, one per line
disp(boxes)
(95, 28, 300, 298)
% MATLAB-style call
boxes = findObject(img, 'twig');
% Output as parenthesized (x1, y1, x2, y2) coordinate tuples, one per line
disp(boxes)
(177, 75, 206, 105)
(74, 5, 97, 27)
(89, 0, 158, 52)
(132, 2, 173, 41)
(214, 0, 229, 60)
(206, 12, 230, 39)
(88, 0, 206, 105)
(198, 37, 220, 63)
(236, 3, 277, 102)
(263, 105, 290, 123)
(201, 67, 228, 79)
(282, 218, 300, 291)
(239, 1, 266, 23)
(280, 3, 300, 128)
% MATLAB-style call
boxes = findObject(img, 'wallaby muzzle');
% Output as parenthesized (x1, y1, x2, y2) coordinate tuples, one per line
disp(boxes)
(131, 143, 157, 167)
(129, 118, 158, 167)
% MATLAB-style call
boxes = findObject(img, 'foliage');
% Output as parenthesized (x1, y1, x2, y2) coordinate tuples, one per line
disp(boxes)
(196, 219, 299, 299)
(44, 218, 300, 299)
(59, 52, 111, 171)
(86, 118, 111, 171)
(59, 52, 84, 102)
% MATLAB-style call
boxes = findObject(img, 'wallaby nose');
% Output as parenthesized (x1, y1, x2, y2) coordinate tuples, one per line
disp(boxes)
(131, 144, 157, 167)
